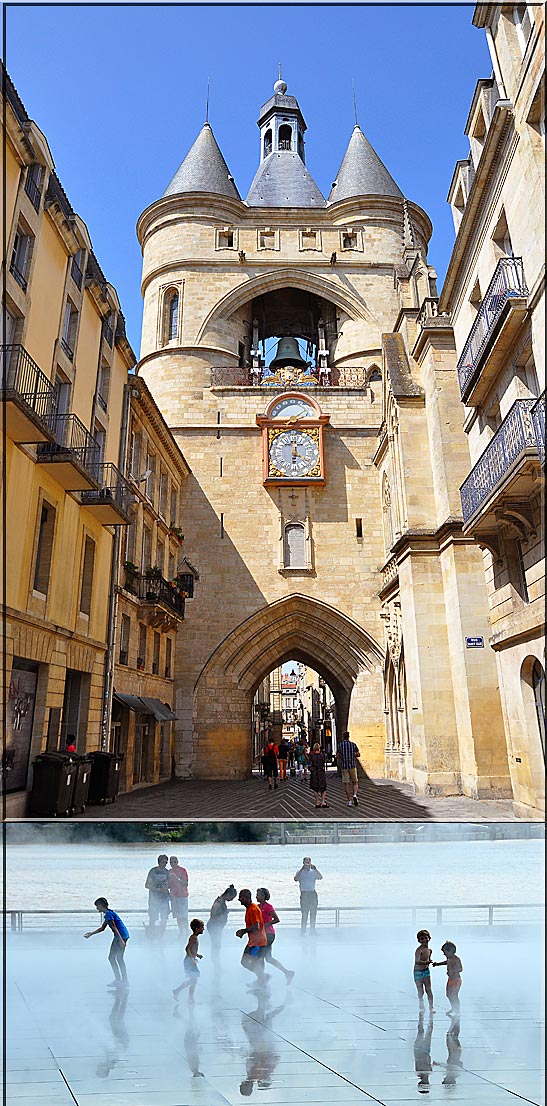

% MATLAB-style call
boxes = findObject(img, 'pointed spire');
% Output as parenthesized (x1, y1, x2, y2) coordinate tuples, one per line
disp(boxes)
(162, 124, 240, 200)
(328, 126, 403, 204)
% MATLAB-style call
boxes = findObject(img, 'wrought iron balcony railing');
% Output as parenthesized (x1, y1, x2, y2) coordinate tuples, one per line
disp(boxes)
(80, 462, 132, 520)
(61, 336, 74, 361)
(457, 256, 528, 399)
(1, 344, 57, 425)
(122, 568, 185, 617)
(9, 260, 28, 292)
(531, 393, 545, 468)
(460, 398, 539, 523)
(24, 174, 41, 211)
(210, 364, 370, 388)
(97, 392, 108, 412)
(36, 412, 100, 475)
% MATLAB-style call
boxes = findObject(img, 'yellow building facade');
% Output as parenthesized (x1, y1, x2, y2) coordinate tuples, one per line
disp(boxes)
(440, 3, 545, 816)
(2, 69, 135, 815)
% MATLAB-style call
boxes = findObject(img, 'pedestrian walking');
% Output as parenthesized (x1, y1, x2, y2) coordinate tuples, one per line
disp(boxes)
(84, 896, 129, 988)
(277, 738, 289, 781)
(336, 731, 361, 806)
(256, 888, 294, 982)
(294, 737, 308, 782)
(145, 854, 170, 937)
(168, 855, 189, 935)
(309, 742, 328, 808)
(294, 857, 322, 933)
(262, 738, 279, 790)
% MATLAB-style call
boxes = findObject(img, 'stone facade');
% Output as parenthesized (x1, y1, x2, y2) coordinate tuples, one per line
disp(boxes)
(134, 65, 543, 812)
(440, 3, 545, 817)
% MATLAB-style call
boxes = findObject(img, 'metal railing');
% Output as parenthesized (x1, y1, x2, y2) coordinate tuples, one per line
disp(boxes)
(36, 412, 100, 476)
(460, 398, 538, 523)
(5, 903, 543, 934)
(531, 392, 545, 467)
(70, 256, 83, 289)
(210, 365, 370, 388)
(1, 344, 57, 425)
(457, 256, 528, 399)
(80, 462, 132, 519)
(61, 336, 74, 361)
(9, 259, 28, 292)
(24, 173, 41, 211)
(97, 392, 108, 411)
(123, 568, 185, 617)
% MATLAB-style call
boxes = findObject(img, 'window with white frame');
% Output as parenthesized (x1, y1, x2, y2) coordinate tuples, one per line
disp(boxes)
(341, 227, 361, 250)
(258, 228, 278, 250)
(216, 226, 236, 249)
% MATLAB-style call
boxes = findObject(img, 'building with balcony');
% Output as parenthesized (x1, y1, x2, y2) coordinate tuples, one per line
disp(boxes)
(439, 4, 545, 816)
(1, 65, 136, 815)
(113, 375, 191, 792)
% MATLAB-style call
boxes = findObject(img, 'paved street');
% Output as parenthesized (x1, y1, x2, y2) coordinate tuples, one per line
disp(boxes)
(77, 768, 523, 821)
(5, 924, 543, 1106)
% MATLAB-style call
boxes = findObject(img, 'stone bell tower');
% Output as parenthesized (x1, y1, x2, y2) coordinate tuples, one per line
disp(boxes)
(136, 74, 508, 799)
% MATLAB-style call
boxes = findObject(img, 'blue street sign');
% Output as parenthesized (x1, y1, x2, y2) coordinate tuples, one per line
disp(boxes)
(465, 636, 484, 648)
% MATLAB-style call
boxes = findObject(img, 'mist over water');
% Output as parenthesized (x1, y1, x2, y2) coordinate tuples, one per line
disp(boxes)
(4, 836, 544, 912)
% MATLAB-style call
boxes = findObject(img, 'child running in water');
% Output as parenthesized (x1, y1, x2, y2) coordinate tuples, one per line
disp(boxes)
(414, 930, 435, 1012)
(84, 897, 129, 988)
(433, 941, 463, 1016)
(173, 919, 204, 1004)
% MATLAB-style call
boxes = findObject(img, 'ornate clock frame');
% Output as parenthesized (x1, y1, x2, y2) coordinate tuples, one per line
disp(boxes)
(256, 392, 330, 486)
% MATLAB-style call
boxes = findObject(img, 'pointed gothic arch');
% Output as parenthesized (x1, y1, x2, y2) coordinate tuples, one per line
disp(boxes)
(189, 594, 384, 778)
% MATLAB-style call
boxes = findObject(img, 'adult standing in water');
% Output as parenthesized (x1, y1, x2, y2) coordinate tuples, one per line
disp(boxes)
(309, 742, 328, 808)
(256, 888, 294, 983)
(168, 855, 189, 936)
(293, 856, 323, 934)
(206, 884, 238, 965)
(145, 854, 170, 938)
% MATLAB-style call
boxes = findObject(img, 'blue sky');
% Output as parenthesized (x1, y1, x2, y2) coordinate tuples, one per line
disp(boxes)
(5, 4, 491, 353)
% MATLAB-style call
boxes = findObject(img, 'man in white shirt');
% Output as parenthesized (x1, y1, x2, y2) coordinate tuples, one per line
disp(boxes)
(294, 856, 323, 934)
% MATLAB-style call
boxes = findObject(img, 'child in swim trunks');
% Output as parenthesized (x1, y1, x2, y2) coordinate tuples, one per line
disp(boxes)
(433, 941, 463, 1016)
(414, 929, 435, 1012)
(173, 919, 204, 1003)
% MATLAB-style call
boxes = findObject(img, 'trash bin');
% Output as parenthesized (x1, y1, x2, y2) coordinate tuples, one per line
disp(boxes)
(29, 752, 77, 817)
(87, 751, 125, 805)
(70, 754, 92, 814)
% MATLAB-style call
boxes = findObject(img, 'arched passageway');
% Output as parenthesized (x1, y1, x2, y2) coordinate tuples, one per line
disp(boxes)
(191, 594, 385, 778)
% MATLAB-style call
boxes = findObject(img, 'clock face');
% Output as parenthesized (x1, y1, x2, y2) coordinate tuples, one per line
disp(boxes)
(269, 429, 321, 478)
(269, 396, 316, 420)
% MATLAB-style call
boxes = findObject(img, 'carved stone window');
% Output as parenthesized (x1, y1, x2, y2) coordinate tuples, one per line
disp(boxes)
(284, 523, 306, 568)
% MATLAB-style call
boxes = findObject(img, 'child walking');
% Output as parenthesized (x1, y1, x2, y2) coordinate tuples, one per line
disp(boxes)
(433, 941, 463, 1016)
(173, 918, 205, 1003)
(84, 897, 129, 988)
(413, 929, 435, 1013)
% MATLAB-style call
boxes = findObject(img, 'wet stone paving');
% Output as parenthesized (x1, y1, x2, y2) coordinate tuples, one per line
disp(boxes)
(77, 770, 522, 822)
(5, 925, 543, 1105)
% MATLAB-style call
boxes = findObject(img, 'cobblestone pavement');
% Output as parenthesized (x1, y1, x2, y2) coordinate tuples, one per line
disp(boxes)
(78, 768, 523, 821)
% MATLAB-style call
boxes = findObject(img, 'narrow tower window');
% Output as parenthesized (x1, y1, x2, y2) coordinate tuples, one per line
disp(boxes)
(278, 124, 292, 151)
(165, 289, 179, 342)
(263, 129, 272, 157)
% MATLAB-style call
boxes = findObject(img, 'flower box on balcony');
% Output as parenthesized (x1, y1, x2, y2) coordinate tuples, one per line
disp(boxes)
(169, 526, 185, 545)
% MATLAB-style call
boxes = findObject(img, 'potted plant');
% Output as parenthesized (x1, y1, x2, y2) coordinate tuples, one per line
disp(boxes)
(144, 564, 162, 599)
(169, 526, 184, 545)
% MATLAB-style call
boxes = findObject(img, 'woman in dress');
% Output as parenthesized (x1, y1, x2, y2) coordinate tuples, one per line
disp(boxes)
(309, 742, 328, 808)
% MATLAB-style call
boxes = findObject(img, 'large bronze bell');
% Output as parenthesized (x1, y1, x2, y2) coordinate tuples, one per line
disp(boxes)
(268, 336, 308, 370)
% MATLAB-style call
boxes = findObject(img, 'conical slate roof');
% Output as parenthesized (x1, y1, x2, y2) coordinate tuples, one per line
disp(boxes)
(163, 123, 240, 199)
(246, 151, 326, 208)
(328, 126, 402, 203)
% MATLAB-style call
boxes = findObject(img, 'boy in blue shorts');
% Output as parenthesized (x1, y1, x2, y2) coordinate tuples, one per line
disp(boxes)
(84, 897, 129, 988)
(173, 918, 204, 1003)
(413, 929, 435, 1013)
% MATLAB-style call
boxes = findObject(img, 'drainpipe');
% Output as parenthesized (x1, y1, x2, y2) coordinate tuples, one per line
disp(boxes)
(100, 378, 132, 750)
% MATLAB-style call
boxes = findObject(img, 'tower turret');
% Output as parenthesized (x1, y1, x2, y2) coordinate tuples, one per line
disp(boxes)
(246, 72, 326, 208)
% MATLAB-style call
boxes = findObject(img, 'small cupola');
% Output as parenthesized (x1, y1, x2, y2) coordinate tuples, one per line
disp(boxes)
(257, 68, 307, 165)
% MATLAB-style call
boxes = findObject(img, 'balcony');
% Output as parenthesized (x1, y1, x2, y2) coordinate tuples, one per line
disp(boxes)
(460, 398, 542, 534)
(36, 413, 100, 491)
(24, 174, 41, 211)
(210, 364, 369, 388)
(457, 257, 528, 405)
(531, 393, 545, 468)
(121, 568, 185, 621)
(1, 345, 58, 443)
(9, 260, 28, 292)
(80, 463, 132, 524)
(61, 336, 74, 362)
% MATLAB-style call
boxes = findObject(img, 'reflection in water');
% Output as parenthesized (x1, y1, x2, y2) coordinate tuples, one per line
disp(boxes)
(96, 990, 129, 1078)
(414, 1011, 433, 1094)
(439, 1019, 463, 1086)
(184, 1024, 205, 1078)
(240, 996, 286, 1096)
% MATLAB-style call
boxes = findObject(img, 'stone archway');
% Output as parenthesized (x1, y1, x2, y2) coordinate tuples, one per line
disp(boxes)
(191, 594, 385, 778)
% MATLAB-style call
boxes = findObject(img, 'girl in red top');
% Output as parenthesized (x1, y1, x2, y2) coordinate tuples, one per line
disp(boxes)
(256, 887, 294, 983)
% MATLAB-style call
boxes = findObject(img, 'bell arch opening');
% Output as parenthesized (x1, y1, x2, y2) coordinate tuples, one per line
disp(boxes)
(189, 594, 384, 779)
